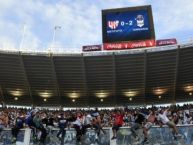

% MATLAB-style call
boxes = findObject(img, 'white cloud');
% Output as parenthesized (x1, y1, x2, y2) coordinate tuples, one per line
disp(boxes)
(0, 36, 17, 50)
(0, 0, 193, 52)
(21, 26, 43, 51)
(0, 0, 41, 51)
(0, 19, 21, 49)
(152, 0, 193, 40)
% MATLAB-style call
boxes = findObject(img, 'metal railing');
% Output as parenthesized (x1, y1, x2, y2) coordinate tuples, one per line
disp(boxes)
(1, 124, 193, 145)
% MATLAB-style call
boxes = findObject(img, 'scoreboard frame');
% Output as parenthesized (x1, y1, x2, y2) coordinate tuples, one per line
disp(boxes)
(102, 5, 155, 43)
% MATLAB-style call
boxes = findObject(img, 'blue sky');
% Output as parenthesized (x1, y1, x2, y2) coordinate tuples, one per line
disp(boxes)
(0, 0, 192, 52)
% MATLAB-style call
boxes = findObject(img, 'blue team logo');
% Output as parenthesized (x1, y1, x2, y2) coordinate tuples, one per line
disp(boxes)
(136, 15, 144, 27)
(107, 20, 119, 29)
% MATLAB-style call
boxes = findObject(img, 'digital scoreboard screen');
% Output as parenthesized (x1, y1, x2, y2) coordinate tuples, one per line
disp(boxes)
(102, 5, 155, 43)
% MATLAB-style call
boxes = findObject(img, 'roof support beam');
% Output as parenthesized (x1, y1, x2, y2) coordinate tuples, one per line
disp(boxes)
(19, 53, 34, 106)
(81, 54, 88, 106)
(173, 46, 180, 104)
(112, 53, 117, 106)
(50, 54, 62, 106)
(0, 85, 5, 107)
(144, 50, 147, 105)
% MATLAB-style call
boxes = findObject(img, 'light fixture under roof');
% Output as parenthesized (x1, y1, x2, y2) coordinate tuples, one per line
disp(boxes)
(43, 98, 47, 102)
(68, 91, 80, 99)
(123, 90, 137, 97)
(129, 98, 132, 101)
(95, 90, 109, 98)
(158, 95, 162, 99)
(153, 88, 167, 95)
(9, 89, 23, 97)
(189, 92, 192, 96)
(100, 98, 104, 102)
(38, 90, 52, 98)
(184, 85, 193, 92)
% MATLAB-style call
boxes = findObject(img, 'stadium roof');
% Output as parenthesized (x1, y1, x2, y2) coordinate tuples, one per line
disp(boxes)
(0, 43, 193, 107)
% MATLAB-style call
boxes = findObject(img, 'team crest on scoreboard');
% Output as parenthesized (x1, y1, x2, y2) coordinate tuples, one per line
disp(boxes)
(107, 20, 119, 29)
(136, 15, 144, 27)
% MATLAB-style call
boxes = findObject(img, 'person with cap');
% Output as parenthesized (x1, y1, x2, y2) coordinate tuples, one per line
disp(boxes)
(156, 108, 182, 140)
(57, 112, 68, 142)
(25, 109, 37, 141)
(130, 110, 146, 143)
(91, 108, 106, 136)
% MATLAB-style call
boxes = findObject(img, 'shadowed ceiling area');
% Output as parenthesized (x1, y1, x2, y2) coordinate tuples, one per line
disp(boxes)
(0, 44, 193, 107)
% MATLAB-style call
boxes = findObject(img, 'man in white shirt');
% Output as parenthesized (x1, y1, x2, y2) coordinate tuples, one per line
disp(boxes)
(82, 112, 93, 135)
(183, 110, 192, 124)
(157, 108, 181, 140)
(72, 112, 84, 143)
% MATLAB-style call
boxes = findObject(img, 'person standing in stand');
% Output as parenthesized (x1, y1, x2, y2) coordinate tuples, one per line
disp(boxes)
(130, 110, 146, 142)
(111, 110, 124, 140)
(33, 111, 47, 144)
(11, 112, 25, 143)
(142, 110, 157, 144)
(82, 112, 92, 135)
(91, 108, 106, 136)
(56, 112, 69, 144)
(72, 112, 84, 143)
(0, 112, 9, 133)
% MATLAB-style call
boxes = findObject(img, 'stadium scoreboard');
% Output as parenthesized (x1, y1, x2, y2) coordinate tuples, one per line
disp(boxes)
(102, 5, 155, 50)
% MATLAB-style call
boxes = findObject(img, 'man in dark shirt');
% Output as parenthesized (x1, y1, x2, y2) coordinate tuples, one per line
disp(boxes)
(33, 112, 47, 144)
(11, 112, 24, 143)
(57, 113, 68, 141)
(47, 114, 55, 134)
(131, 110, 146, 142)
(47, 115, 54, 127)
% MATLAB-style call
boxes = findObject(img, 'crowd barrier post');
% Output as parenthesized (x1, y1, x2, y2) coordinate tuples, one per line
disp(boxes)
(23, 128, 31, 145)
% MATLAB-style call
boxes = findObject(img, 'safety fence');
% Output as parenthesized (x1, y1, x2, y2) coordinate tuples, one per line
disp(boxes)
(0, 125, 193, 145)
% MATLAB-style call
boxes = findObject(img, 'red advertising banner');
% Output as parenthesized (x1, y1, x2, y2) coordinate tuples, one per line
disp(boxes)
(156, 38, 177, 46)
(82, 45, 102, 52)
(103, 39, 155, 50)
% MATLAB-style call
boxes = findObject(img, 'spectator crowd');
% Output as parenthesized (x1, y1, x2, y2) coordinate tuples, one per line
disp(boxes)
(0, 104, 193, 144)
